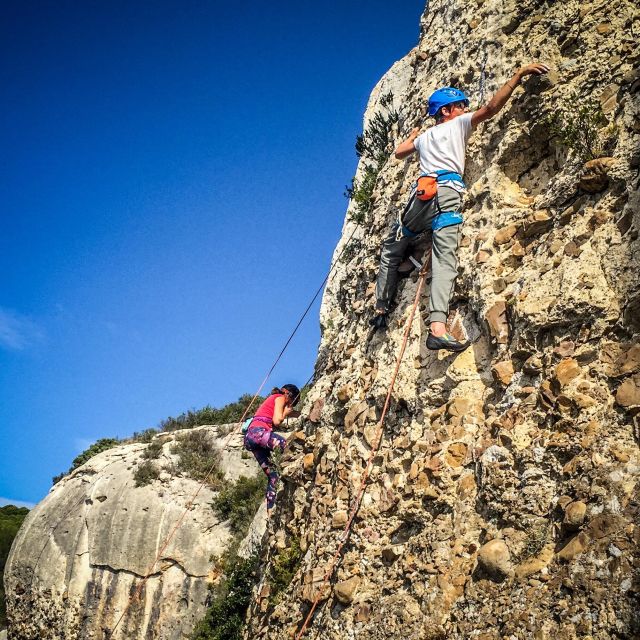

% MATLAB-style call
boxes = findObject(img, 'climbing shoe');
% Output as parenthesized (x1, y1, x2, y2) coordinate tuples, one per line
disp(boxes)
(426, 332, 470, 352)
(369, 310, 389, 330)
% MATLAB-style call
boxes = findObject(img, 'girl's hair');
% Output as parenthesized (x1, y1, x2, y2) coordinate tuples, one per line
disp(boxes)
(271, 383, 301, 406)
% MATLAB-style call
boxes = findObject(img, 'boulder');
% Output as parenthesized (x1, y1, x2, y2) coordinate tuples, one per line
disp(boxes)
(616, 375, 640, 408)
(477, 539, 513, 577)
(579, 157, 616, 193)
(334, 576, 361, 604)
(4, 427, 258, 640)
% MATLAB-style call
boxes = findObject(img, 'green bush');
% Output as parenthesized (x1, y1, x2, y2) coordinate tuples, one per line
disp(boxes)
(355, 92, 399, 166)
(172, 430, 224, 487)
(52, 438, 120, 484)
(191, 553, 260, 640)
(543, 94, 609, 162)
(346, 91, 399, 224)
(192, 473, 266, 640)
(0, 505, 29, 628)
(134, 460, 160, 487)
(132, 428, 159, 443)
(268, 537, 302, 605)
(212, 475, 266, 536)
(345, 165, 380, 224)
(159, 394, 265, 432)
(141, 439, 164, 460)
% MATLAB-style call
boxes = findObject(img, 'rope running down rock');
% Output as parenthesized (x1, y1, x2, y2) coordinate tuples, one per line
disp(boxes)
(295, 258, 431, 640)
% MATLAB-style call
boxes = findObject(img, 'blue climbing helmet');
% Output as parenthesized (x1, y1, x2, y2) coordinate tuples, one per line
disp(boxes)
(428, 87, 470, 117)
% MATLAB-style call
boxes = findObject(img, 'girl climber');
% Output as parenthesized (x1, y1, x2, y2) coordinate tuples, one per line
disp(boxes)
(243, 384, 301, 510)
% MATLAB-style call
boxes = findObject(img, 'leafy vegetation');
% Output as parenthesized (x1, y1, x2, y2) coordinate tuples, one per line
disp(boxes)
(543, 94, 610, 162)
(191, 553, 260, 640)
(132, 428, 159, 442)
(158, 394, 265, 432)
(52, 438, 120, 484)
(0, 505, 29, 628)
(141, 438, 165, 460)
(212, 475, 266, 535)
(344, 165, 381, 224)
(192, 474, 266, 639)
(267, 537, 302, 605)
(172, 430, 224, 487)
(355, 92, 400, 165)
(345, 91, 399, 224)
(133, 460, 160, 487)
(339, 238, 363, 264)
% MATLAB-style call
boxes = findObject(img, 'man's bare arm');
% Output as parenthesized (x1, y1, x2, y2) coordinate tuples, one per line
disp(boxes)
(471, 63, 550, 128)
(395, 127, 421, 159)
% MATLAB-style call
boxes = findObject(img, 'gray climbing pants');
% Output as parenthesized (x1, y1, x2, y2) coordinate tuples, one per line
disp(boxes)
(375, 185, 462, 324)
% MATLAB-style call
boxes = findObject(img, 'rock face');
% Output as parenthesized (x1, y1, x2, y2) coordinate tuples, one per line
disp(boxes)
(246, 1, 640, 639)
(4, 427, 261, 640)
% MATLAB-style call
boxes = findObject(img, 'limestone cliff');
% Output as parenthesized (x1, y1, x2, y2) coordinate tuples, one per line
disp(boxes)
(4, 427, 264, 640)
(247, 1, 640, 638)
(5, 2, 639, 639)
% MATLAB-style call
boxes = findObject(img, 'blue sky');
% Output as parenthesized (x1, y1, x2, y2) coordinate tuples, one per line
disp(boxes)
(0, 0, 424, 505)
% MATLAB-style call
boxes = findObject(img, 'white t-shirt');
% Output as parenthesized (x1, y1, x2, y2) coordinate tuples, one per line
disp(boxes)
(413, 112, 474, 177)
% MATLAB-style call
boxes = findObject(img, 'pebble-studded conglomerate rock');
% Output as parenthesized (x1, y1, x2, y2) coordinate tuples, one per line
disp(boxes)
(247, 1, 640, 638)
(4, 427, 261, 640)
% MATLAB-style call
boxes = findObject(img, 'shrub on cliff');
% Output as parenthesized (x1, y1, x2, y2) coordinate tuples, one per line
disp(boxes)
(267, 536, 302, 605)
(52, 438, 120, 484)
(159, 394, 265, 432)
(193, 473, 265, 639)
(345, 91, 398, 224)
(191, 553, 260, 640)
(133, 460, 161, 487)
(172, 430, 224, 487)
(212, 475, 266, 535)
(543, 94, 611, 162)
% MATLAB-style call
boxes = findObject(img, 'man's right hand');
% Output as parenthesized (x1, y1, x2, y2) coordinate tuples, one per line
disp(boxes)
(471, 62, 551, 128)
(395, 127, 422, 159)
(517, 63, 550, 79)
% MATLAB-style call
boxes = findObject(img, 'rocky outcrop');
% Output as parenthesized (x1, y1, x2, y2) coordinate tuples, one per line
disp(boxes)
(4, 427, 262, 640)
(247, 1, 640, 638)
(6, 2, 639, 639)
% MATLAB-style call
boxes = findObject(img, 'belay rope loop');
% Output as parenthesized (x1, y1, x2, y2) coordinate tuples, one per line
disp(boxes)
(295, 258, 431, 640)
(108, 225, 360, 636)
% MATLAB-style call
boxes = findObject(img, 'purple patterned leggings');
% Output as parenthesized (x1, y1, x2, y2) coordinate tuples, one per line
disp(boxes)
(244, 426, 286, 509)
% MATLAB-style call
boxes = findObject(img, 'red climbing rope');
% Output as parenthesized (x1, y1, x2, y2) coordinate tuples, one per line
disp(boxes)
(294, 262, 430, 640)
(108, 225, 360, 636)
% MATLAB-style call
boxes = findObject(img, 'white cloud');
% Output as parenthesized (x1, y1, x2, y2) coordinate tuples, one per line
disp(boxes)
(0, 307, 44, 351)
(0, 496, 37, 509)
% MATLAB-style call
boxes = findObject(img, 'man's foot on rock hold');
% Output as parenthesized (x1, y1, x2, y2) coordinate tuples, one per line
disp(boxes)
(369, 309, 389, 330)
(426, 332, 470, 352)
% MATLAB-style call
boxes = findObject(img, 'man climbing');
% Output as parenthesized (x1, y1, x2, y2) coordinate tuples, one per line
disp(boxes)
(370, 63, 550, 351)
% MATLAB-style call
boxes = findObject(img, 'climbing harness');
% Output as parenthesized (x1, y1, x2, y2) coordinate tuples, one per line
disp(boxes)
(107, 225, 360, 637)
(295, 257, 432, 640)
(396, 170, 465, 241)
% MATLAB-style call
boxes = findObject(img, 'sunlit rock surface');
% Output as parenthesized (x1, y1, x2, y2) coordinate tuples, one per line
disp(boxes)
(247, 1, 640, 638)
